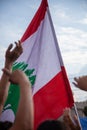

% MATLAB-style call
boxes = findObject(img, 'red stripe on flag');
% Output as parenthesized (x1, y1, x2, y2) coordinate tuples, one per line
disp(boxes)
(21, 0, 48, 43)
(33, 67, 74, 129)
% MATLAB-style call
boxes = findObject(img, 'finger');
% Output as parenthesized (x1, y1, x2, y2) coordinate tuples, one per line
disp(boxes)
(7, 44, 13, 51)
(14, 41, 19, 47)
(18, 40, 22, 49)
(74, 77, 80, 82)
(2, 68, 11, 77)
(15, 41, 22, 49)
(18, 40, 21, 44)
(18, 41, 23, 53)
(73, 115, 80, 126)
(72, 82, 79, 87)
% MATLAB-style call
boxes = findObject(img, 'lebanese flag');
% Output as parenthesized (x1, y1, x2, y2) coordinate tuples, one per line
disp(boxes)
(0, 0, 74, 130)
(19, 0, 74, 129)
(0, 0, 74, 129)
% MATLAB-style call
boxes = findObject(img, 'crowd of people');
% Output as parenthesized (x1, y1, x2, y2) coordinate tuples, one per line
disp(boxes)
(0, 41, 87, 129)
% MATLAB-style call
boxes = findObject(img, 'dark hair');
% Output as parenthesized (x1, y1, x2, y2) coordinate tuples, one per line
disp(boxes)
(0, 121, 13, 130)
(37, 120, 68, 130)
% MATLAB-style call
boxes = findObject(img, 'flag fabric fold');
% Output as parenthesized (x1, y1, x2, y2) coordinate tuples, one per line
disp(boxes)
(0, 0, 74, 129)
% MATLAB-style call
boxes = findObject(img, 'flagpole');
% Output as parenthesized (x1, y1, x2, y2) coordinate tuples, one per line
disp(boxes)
(74, 103, 82, 130)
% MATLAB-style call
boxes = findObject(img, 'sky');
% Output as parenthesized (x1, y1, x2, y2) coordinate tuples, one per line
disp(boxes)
(0, 0, 87, 101)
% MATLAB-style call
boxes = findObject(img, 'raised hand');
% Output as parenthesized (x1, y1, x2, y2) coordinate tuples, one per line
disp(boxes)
(63, 108, 81, 130)
(73, 76, 87, 91)
(5, 40, 23, 65)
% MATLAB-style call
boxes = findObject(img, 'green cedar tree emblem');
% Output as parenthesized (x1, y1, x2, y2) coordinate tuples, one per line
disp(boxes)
(3, 62, 36, 115)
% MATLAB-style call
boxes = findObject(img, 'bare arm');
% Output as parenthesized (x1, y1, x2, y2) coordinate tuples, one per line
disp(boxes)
(3, 69, 34, 130)
(0, 41, 23, 114)
(14, 81, 34, 130)
(73, 76, 87, 91)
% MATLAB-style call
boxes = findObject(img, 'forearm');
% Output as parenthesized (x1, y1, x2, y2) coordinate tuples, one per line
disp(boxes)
(14, 82, 34, 130)
(0, 61, 12, 112)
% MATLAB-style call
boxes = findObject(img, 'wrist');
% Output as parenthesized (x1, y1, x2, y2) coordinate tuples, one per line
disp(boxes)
(5, 61, 13, 69)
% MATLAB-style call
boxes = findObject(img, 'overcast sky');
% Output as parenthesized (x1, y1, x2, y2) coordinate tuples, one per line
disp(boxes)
(0, 0, 87, 85)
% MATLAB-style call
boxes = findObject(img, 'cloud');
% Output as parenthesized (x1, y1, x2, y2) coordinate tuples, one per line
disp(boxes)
(50, 4, 70, 23)
(55, 26, 87, 74)
(54, 9, 69, 20)
(58, 27, 87, 49)
(79, 17, 87, 24)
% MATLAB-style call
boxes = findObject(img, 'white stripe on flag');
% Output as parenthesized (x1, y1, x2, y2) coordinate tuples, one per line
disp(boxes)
(17, 8, 62, 95)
